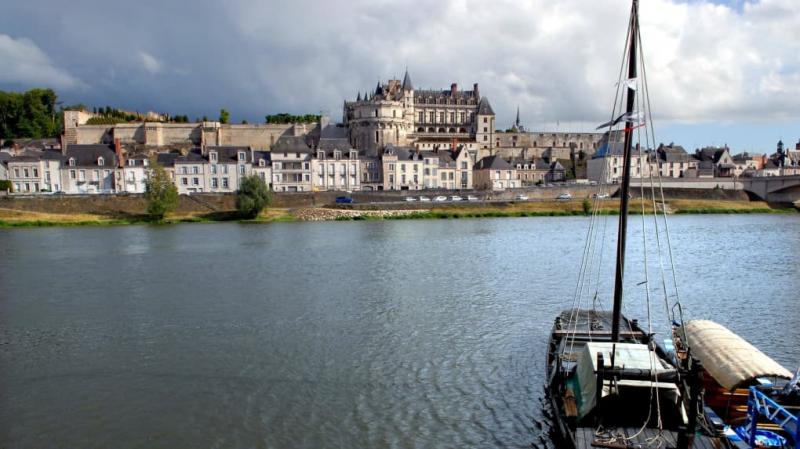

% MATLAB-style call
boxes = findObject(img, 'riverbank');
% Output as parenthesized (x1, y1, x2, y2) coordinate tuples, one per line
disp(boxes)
(1, 199, 796, 228)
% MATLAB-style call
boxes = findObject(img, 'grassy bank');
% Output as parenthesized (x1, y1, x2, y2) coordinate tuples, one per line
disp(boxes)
(0, 199, 795, 228)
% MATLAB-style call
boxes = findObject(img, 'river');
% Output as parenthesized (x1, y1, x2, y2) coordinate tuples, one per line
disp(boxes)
(1, 215, 798, 448)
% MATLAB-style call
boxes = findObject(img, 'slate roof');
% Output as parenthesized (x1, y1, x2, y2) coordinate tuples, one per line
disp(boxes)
(272, 136, 313, 153)
(474, 155, 512, 170)
(317, 124, 352, 151)
(383, 145, 421, 161)
(402, 69, 413, 91)
(253, 150, 271, 166)
(206, 146, 252, 163)
(64, 145, 117, 168)
(477, 98, 495, 115)
(174, 148, 207, 164)
(156, 152, 180, 167)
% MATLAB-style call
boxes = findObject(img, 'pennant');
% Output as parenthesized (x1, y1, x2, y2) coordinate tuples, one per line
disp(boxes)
(615, 77, 638, 91)
(596, 111, 643, 130)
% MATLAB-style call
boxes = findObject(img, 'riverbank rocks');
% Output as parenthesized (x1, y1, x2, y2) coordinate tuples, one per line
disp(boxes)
(292, 207, 424, 221)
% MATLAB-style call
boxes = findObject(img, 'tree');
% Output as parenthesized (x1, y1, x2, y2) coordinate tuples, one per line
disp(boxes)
(219, 108, 230, 124)
(0, 88, 61, 140)
(236, 175, 271, 219)
(145, 159, 179, 220)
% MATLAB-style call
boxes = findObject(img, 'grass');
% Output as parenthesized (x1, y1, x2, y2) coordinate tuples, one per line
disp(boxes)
(0, 200, 795, 228)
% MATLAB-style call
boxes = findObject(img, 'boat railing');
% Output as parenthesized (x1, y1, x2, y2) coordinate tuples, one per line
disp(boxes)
(743, 386, 799, 449)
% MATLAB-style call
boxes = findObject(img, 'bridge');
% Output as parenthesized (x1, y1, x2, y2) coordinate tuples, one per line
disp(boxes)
(741, 175, 800, 204)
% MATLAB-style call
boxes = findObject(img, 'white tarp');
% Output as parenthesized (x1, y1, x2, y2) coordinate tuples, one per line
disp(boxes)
(576, 342, 679, 419)
(682, 320, 792, 391)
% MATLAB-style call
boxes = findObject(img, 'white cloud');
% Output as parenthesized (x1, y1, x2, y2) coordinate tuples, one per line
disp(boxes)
(137, 50, 162, 74)
(0, 34, 83, 89)
(226, 0, 800, 126)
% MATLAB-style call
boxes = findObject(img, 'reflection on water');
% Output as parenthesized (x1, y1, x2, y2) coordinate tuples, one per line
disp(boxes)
(0, 215, 798, 448)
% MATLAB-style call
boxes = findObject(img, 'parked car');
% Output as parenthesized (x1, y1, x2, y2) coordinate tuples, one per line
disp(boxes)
(335, 196, 354, 204)
(592, 192, 610, 199)
(467, 195, 479, 202)
(405, 196, 417, 202)
(450, 195, 463, 201)
(557, 193, 572, 200)
(419, 196, 431, 202)
(433, 195, 448, 202)
(515, 194, 529, 201)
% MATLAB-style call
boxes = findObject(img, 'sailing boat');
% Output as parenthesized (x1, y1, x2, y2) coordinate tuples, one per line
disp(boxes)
(545, 1, 721, 448)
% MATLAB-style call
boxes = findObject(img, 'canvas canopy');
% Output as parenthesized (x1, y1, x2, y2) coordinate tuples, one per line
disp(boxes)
(575, 342, 679, 419)
(682, 320, 792, 391)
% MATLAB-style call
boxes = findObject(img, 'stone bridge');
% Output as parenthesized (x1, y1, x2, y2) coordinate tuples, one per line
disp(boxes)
(742, 175, 800, 204)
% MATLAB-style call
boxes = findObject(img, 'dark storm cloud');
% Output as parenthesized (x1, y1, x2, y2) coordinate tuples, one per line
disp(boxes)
(1, 0, 799, 128)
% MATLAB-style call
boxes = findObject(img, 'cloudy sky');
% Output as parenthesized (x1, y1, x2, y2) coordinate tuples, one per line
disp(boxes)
(1, 0, 798, 152)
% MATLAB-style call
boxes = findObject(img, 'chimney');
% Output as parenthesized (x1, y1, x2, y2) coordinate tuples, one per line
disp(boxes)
(114, 138, 125, 168)
(473, 83, 480, 100)
(60, 134, 67, 155)
(451, 83, 458, 97)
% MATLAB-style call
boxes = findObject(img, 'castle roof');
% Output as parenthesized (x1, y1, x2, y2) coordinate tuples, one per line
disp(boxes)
(402, 69, 413, 91)
(477, 98, 495, 115)
(474, 155, 512, 170)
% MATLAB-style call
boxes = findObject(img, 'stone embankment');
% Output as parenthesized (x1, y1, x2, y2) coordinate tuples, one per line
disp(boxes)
(291, 207, 423, 221)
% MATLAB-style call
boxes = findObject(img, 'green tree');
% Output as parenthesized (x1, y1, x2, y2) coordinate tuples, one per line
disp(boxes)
(0, 88, 61, 140)
(582, 199, 592, 215)
(236, 175, 271, 219)
(145, 159, 179, 220)
(219, 108, 230, 124)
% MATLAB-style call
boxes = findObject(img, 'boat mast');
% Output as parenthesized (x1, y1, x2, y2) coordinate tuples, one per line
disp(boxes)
(611, 0, 638, 343)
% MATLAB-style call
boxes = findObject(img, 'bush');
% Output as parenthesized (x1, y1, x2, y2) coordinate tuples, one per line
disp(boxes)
(0, 180, 12, 192)
(236, 175, 271, 218)
(144, 160, 178, 220)
(582, 198, 592, 215)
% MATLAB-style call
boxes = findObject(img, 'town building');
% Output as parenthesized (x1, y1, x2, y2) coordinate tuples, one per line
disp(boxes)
(270, 136, 313, 192)
(473, 155, 519, 190)
(381, 146, 424, 190)
(655, 144, 698, 178)
(512, 158, 566, 185)
(7, 149, 64, 193)
(61, 144, 119, 194)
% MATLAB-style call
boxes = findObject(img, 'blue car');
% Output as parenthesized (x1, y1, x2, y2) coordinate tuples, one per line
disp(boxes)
(335, 196, 354, 204)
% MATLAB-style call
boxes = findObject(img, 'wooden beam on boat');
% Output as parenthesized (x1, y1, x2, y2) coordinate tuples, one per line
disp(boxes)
(599, 367, 680, 383)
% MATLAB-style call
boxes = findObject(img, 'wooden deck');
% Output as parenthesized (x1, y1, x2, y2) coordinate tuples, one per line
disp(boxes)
(574, 426, 722, 449)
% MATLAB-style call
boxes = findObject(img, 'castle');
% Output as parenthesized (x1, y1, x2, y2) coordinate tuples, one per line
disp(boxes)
(343, 70, 495, 158)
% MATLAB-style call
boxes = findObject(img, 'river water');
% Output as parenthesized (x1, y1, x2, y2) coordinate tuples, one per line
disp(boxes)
(1, 215, 798, 448)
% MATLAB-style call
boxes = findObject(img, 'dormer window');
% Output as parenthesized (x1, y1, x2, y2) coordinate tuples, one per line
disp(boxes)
(209, 152, 218, 162)
(98, 157, 104, 166)
(333, 151, 341, 160)
(350, 151, 357, 159)
(69, 158, 76, 166)
(317, 151, 325, 159)
(143, 159, 149, 167)
(258, 159, 265, 167)
(238, 151, 246, 162)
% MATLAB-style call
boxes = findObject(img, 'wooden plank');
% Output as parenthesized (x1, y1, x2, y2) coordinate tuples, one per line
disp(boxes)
(564, 387, 578, 418)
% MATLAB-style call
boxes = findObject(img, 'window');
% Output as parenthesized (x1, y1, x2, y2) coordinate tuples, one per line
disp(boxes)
(401, 174, 406, 184)
(98, 157, 104, 166)
(222, 165, 228, 174)
(429, 111, 434, 123)
(70, 170, 76, 179)
(393, 110, 396, 118)
(12, 168, 20, 177)
(460, 112, 465, 123)
(182, 178, 188, 185)
(45, 171, 50, 181)
(69, 158, 76, 166)
(483, 117, 487, 123)
(419, 111, 424, 122)
(23, 168, 29, 177)
(374, 110, 378, 117)
(193, 166, 199, 174)
(79, 170, 86, 181)
(211, 165, 217, 175)
(483, 135, 488, 141)
(210, 152, 217, 162)
(413, 174, 418, 183)
(222, 178, 229, 188)
(439, 112, 445, 122)
(239, 165, 245, 174)
(483, 127, 487, 132)
(413, 165, 418, 172)
(441, 172, 446, 180)
(450, 112, 455, 122)
(401, 164, 406, 173)
(193, 177, 199, 185)
(33, 168, 39, 177)
(449, 172, 454, 180)
(181, 166, 188, 174)
(388, 164, 395, 171)
(259, 159, 265, 167)
(461, 161, 467, 169)
(273, 162, 281, 170)
(303, 162, 310, 170)
(375, 131, 379, 142)
(238, 152, 246, 161)
(211, 178, 218, 188)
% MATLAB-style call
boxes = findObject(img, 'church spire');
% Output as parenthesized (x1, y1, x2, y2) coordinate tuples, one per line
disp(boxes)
(356, 91, 362, 101)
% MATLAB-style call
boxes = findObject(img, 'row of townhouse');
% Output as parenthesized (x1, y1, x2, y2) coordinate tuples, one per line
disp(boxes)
(3, 134, 566, 195)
